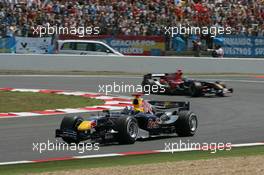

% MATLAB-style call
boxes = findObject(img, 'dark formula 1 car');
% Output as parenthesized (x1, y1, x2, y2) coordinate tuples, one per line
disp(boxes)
(56, 101, 198, 144)
(142, 73, 233, 97)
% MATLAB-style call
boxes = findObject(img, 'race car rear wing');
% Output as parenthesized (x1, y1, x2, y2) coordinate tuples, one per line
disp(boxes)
(148, 101, 190, 111)
(143, 73, 167, 79)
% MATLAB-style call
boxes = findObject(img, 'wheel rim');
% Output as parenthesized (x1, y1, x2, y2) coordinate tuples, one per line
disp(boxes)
(128, 121, 138, 138)
(189, 116, 197, 131)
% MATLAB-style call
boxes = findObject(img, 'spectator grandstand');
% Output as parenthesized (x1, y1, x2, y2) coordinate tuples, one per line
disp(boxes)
(0, 0, 263, 38)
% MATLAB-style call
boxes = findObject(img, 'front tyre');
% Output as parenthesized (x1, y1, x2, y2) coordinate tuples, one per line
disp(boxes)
(60, 116, 84, 144)
(115, 116, 139, 144)
(175, 111, 198, 136)
(189, 82, 202, 97)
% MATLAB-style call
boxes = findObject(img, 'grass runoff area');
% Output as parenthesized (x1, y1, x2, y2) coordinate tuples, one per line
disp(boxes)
(0, 91, 103, 113)
(0, 146, 263, 174)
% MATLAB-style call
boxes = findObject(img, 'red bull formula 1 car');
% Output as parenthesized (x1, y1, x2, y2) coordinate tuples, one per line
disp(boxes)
(55, 100, 198, 145)
(142, 71, 233, 97)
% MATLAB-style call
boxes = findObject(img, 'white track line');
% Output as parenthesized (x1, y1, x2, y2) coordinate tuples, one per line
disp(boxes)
(1, 53, 264, 61)
(202, 79, 264, 84)
(0, 160, 33, 166)
(0, 74, 141, 78)
(0, 75, 264, 83)
(0, 142, 263, 166)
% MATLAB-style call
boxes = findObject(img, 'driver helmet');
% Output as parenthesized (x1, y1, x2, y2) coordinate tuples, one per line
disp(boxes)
(132, 93, 144, 112)
(176, 69, 183, 76)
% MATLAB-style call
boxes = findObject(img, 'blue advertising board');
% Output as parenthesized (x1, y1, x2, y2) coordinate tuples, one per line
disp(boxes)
(0, 37, 16, 53)
(215, 35, 264, 57)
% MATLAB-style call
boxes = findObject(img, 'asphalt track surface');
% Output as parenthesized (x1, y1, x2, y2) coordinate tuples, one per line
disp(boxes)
(0, 75, 263, 162)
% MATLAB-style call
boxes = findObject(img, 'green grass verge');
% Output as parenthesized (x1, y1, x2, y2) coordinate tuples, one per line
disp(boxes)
(0, 146, 263, 175)
(0, 91, 103, 113)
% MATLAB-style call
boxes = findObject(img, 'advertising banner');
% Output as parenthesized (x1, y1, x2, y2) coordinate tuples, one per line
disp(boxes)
(216, 35, 264, 57)
(0, 37, 16, 53)
(15, 37, 52, 54)
(58, 35, 165, 56)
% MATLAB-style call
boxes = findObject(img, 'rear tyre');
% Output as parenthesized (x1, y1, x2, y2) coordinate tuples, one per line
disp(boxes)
(115, 116, 139, 144)
(60, 116, 84, 144)
(189, 82, 202, 97)
(175, 111, 198, 136)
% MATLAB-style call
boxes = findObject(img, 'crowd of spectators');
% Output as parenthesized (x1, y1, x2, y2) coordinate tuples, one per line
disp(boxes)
(0, 0, 263, 38)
